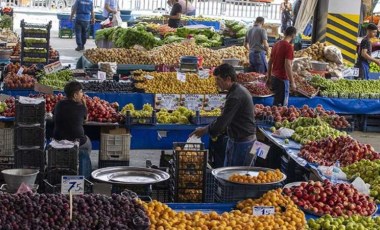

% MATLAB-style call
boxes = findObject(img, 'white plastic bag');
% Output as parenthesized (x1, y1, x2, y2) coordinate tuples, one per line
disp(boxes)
(112, 12, 122, 27)
(324, 45, 343, 65)
(100, 18, 111, 26)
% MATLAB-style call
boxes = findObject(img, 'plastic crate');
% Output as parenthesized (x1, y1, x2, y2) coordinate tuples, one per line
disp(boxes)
(98, 160, 130, 169)
(14, 148, 45, 171)
(205, 168, 215, 203)
(223, 37, 244, 47)
(0, 128, 14, 156)
(46, 168, 78, 185)
(125, 111, 156, 126)
(92, 22, 102, 37)
(170, 187, 204, 203)
(172, 143, 207, 171)
(46, 145, 78, 170)
(111, 184, 152, 196)
(15, 100, 45, 125)
(151, 189, 169, 202)
(99, 133, 131, 161)
(43, 178, 93, 194)
(57, 14, 70, 21)
(361, 115, 380, 132)
(22, 41, 48, 49)
(22, 52, 47, 58)
(59, 28, 73, 39)
(14, 126, 45, 148)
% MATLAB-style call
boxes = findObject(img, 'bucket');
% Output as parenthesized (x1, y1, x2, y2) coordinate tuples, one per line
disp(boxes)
(2, 169, 39, 193)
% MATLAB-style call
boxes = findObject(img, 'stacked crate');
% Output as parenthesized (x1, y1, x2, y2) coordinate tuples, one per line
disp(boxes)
(14, 98, 46, 184)
(57, 14, 73, 38)
(98, 132, 130, 168)
(169, 143, 207, 203)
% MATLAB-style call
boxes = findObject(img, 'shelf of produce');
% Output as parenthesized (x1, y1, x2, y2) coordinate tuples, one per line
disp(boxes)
(166, 203, 235, 214)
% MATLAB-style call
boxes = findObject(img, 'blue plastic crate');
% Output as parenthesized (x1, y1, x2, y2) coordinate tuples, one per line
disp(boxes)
(92, 22, 102, 37)
(59, 20, 73, 30)
(121, 15, 133, 22)
(57, 14, 70, 21)
(120, 10, 132, 16)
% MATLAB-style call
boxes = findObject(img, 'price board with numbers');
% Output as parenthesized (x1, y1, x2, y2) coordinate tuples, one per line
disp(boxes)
(252, 206, 275, 216)
(203, 94, 226, 110)
(61, 176, 85, 195)
(342, 67, 359, 77)
(155, 94, 181, 110)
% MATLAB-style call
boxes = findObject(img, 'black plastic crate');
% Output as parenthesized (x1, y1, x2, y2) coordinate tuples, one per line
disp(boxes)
(46, 145, 78, 170)
(0, 128, 14, 156)
(111, 184, 152, 196)
(22, 42, 49, 49)
(214, 178, 283, 203)
(223, 37, 244, 47)
(151, 189, 169, 203)
(170, 186, 204, 203)
(205, 168, 215, 203)
(15, 100, 45, 125)
(0, 156, 14, 164)
(14, 148, 44, 171)
(170, 165, 205, 189)
(21, 19, 52, 30)
(22, 52, 48, 58)
(43, 178, 93, 194)
(172, 142, 207, 170)
(125, 110, 156, 126)
(361, 115, 380, 132)
(22, 31, 49, 39)
(190, 113, 218, 125)
(98, 160, 130, 169)
(14, 126, 45, 148)
(46, 168, 78, 185)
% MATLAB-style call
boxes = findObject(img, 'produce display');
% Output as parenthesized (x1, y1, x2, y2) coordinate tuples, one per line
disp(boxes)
(0, 29, 18, 43)
(0, 97, 15, 117)
(343, 160, 380, 201)
(243, 82, 272, 96)
(236, 72, 265, 83)
(229, 169, 283, 184)
(6, 62, 38, 75)
(299, 136, 380, 166)
(0, 14, 12, 29)
(143, 189, 306, 230)
(222, 20, 247, 40)
(0, 192, 149, 229)
(199, 108, 221, 117)
(308, 215, 380, 230)
(293, 74, 319, 97)
(0, 101, 7, 113)
(163, 27, 222, 48)
(156, 107, 194, 124)
(133, 71, 217, 94)
(38, 70, 73, 90)
(294, 42, 327, 61)
(370, 62, 380, 73)
(24, 38, 47, 47)
(84, 96, 122, 123)
(84, 43, 249, 67)
(121, 103, 153, 121)
(290, 123, 344, 144)
(81, 81, 135, 92)
(283, 180, 377, 217)
(3, 72, 36, 89)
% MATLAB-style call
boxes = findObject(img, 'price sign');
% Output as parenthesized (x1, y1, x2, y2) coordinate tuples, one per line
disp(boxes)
(198, 70, 210, 79)
(34, 82, 54, 95)
(44, 61, 63, 74)
(252, 206, 275, 216)
(144, 75, 154, 80)
(61, 176, 85, 195)
(155, 94, 181, 110)
(181, 94, 204, 111)
(342, 68, 359, 77)
(250, 141, 270, 159)
(177, 72, 186, 83)
(16, 67, 24, 76)
(203, 94, 226, 110)
(372, 50, 380, 59)
(97, 71, 107, 81)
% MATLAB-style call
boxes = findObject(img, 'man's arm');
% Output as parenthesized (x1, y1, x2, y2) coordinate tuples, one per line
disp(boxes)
(244, 30, 249, 50)
(105, 3, 117, 14)
(263, 40, 269, 52)
(285, 59, 296, 90)
(362, 48, 380, 65)
(208, 97, 240, 137)
(70, 0, 78, 20)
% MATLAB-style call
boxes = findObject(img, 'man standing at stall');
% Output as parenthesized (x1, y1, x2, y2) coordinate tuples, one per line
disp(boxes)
(356, 23, 380, 80)
(103, 0, 119, 19)
(244, 16, 269, 74)
(70, 0, 95, 51)
(266, 26, 297, 106)
(164, 0, 182, 28)
(190, 64, 256, 167)
(179, 0, 196, 16)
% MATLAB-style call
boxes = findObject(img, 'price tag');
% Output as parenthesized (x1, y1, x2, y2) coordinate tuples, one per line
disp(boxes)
(61, 176, 85, 195)
(144, 75, 154, 80)
(181, 94, 204, 111)
(177, 72, 186, 83)
(250, 141, 270, 159)
(44, 61, 63, 74)
(371, 50, 380, 59)
(16, 67, 24, 76)
(342, 68, 359, 77)
(97, 71, 107, 81)
(198, 70, 210, 79)
(155, 94, 181, 110)
(203, 94, 226, 110)
(252, 206, 275, 216)
(34, 82, 54, 95)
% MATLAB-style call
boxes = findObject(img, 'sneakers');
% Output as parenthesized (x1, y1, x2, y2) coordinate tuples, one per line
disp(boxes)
(75, 46, 84, 51)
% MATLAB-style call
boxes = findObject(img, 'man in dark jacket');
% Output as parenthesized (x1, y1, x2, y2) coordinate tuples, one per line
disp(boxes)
(190, 64, 256, 166)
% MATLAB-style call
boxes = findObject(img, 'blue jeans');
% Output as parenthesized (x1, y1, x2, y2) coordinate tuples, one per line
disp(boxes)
(79, 136, 92, 179)
(75, 20, 90, 49)
(249, 51, 268, 74)
(186, 10, 196, 16)
(271, 76, 289, 106)
(224, 138, 255, 167)
(357, 61, 369, 80)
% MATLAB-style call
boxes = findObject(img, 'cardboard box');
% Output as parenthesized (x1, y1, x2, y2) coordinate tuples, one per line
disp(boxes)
(263, 23, 280, 38)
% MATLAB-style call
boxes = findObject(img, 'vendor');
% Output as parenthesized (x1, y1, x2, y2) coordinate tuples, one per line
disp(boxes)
(53, 81, 92, 178)
(266, 26, 297, 106)
(244, 17, 269, 74)
(190, 64, 256, 167)
(356, 23, 380, 80)
(102, 0, 119, 19)
(179, 0, 196, 16)
(164, 0, 182, 28)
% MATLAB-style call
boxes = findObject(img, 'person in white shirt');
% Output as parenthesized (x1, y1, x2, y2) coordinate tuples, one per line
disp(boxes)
(103, 0, 119, 18)
(178, 0, 196, 16)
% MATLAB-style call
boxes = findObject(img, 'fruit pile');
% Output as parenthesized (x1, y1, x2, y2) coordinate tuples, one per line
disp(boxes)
(293, 74, 318, 97)
(229, 169, 283, 184)
(299, 136, 380, 166)
(283, 180, 377, 217)
(370, 62, 380, 73)
(308, 215, 380, 230)
(38, 70, 73, 90)
(143, 189, 306, 230)
(81, 81, 135, 92)
(6, 62, 38, 75)
(84, 96, 122, 123)
(156, 107, 194, 124)
(199, 108, 221, 117)
(243, 82, 272, 96)
(4, 72, 36, 89)
(29, 93, 65, 113)
(343, 159, 380, 201)
(294, 42, 327, 61)
(134, 71, 217, 94)
(236, 72, 265, 83)
(0, 193, 149, 229)
(0, 101, 7, 113)
(0, 97, 15, 117)
(290, 123, 344, 144)
(121, 103, 154, 124)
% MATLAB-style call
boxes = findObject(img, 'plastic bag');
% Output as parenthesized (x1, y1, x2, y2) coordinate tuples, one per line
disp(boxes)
(112, 11, 122, 27)
(101, 18, 111, 26)
(351, 177, 370, 195)
(98, 62, 117, 78)
(16, 183, 33, 194)
(324, 45, 343, 65)
(272, 127, 295, 138)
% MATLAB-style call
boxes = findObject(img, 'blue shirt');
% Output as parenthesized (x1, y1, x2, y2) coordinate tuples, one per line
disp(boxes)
(103, 0, 118, 18)
(73, 0, 93, 21)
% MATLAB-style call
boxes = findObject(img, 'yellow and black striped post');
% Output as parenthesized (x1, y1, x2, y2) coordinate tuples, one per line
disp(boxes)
(326, 13, 359, 65)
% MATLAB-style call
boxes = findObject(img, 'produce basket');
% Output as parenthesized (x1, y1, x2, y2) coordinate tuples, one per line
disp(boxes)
(2, 168, 39, 193)
(310, 61, 328, 71)
(15, 100, 45, 125)
(46, 145, 79, 170)
(125, 110, 156, 126)
(172, 142, 207, 170)
(14, 148, 45, 171)
(0, 128, 14, 156)
(14, 126, 45, 148)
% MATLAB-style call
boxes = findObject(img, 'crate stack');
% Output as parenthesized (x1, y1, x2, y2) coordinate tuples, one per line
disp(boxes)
(20, 19, 51, 66)
(14, 98, 46, 184)
(0, 128, 14, 183)
(169, 142, 207, 203)
(98, 132, 130, 168)
(44, 144, 79, 193)
(57, 14, 73, 38)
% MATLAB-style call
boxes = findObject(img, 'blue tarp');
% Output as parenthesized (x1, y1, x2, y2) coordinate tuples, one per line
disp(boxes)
(186, 20, 221, 30)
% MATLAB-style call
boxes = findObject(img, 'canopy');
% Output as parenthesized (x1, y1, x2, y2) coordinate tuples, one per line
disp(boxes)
(294, 0, 318, 35)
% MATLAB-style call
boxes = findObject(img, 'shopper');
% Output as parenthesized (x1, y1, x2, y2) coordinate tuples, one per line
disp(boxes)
(102, 0, 119, 19)
(244, 16, 269, 74)
(190, 64, 256, 167)
(356, 23, 380, 80)
(70, 0, 95, 51)
(178, 0, 196, 16)
(164, 0, 182, 28)
(266, 26, 297, 106)
(280, 0, 292, 33)
(53, 81, 92, 179)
